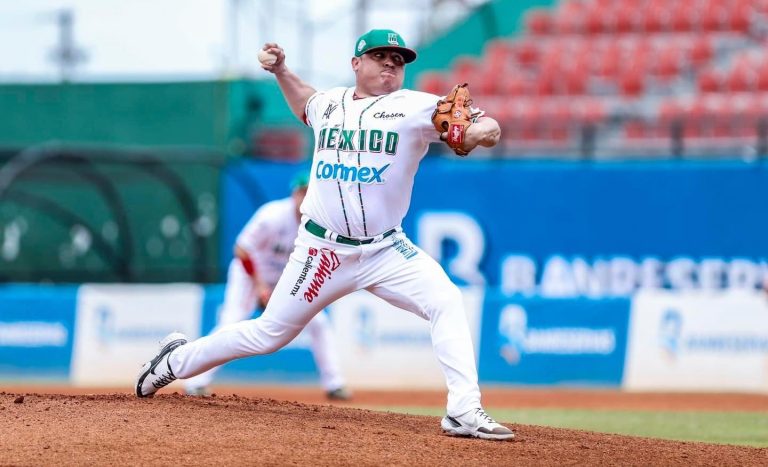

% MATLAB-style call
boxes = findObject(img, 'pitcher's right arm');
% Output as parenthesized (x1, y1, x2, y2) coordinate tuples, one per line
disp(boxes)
(259, 43, 317, 122)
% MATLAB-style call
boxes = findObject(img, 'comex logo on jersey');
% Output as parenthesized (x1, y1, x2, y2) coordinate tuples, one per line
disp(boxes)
(315, 161, 390, 184)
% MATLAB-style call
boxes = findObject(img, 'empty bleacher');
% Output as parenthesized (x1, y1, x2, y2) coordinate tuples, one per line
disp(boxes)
(418, 0, 768, 158)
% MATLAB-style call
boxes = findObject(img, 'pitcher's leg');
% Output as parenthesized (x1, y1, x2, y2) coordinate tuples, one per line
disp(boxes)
(365, 247, 481, 416)
(185, 261, 257, 391)
(170, 242, 358, 380)
(304, 311, 346, 392)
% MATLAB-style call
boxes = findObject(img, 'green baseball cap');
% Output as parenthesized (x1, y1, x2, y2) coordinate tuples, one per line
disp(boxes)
(354, 29, 417, 64)
(290, 171, 309, 190)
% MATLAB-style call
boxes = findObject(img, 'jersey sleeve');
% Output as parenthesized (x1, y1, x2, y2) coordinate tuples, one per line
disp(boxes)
(304, 91, 325, 128)
(411, 91, 443, 144)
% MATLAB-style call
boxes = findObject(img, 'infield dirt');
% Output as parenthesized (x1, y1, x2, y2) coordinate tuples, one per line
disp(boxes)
(2, 388, 767, 466)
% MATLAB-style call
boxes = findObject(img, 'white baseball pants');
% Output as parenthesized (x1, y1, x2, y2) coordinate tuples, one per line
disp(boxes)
(183, 258, 346, 392)
(171, 221, 482, 416)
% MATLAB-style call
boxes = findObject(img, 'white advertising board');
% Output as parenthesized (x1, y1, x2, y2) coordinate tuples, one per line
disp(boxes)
(71, 284, 202, 387)
(327, 287, 483, 388)
(624, 290, 768, 392)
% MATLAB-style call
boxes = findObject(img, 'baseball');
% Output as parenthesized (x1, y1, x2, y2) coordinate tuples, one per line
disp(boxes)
(258, 49, 278, 66)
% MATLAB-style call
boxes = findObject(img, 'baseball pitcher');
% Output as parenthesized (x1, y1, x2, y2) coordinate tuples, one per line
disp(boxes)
(136, 29, 513, 441)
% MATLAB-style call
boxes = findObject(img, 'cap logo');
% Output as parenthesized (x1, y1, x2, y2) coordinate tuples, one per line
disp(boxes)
(387, 33, 399, 45)
(357, 40, 366, 52)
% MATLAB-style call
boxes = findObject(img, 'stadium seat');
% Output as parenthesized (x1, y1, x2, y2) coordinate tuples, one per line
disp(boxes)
(513, 100, 543, 141)
(525, 9, 553, 35)
(727, 4, 752, 33)
(700, 3, 725, 31)
(451, 57, 479, 85)
(697, 68, 722, 93)
(511, 40, 539, 66)
(726, 66, 754, 92)
(552, 2, 585, 34)
(669, 4, 695, 32)
(417, 72, 446, 95)
(596, 42, 622, 77)
(656, 47, 683, 81)
(534, 73, 558, 96)
(689, 36, 714, 67)
(576, 99, 607, 125)
(562, 69, 588, 95)
(584, 7, 607, 35)
(501, 75, 531, 96)
(619, 69, 645, 97)
(614, 4, 637, 34)
(757, 65, 768, 92)
(484, 40, 514, 68)
(641, 4, 667, 33)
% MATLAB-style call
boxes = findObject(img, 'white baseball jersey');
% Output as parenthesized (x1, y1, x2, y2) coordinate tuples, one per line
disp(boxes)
(236, 196, 298, 286)
(301, 87, 442, 238)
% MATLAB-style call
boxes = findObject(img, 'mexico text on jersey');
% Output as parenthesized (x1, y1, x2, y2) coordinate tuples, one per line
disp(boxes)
(302, 87, 442, 238)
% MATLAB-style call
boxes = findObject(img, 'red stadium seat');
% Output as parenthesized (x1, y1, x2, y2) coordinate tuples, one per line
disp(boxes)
(619, 69, 645, 97)
(552, 2, 585, 34)
(502, 75, 532, 96)
(726, 66, 755, 92)
(534, 74, 558, 96)
(656, 48, 683, 81)
(525, 9, 554, 35)
(641, 4, 667, 33)
(583, 7, 609, 35)
(451, 57, 478, 85)
(514, 100, 543, 141)
(700, 3, 725, 31)
(562, 69, 588, 95)
(614, 5, 637, 34)
(577, 99, 607, 125)
(697, 69, 722, 93)
(596, 42, 622, 77)
(758, 65, 768, 92)
(484, 40, 514, 68)
(416, 72, 446, 95)
(511, 40, 539, 66)
(689, 36, 714, 67)
(670, 4, 695, 32)
(540, 100, 572, 141)
(728, 4, 752, 33)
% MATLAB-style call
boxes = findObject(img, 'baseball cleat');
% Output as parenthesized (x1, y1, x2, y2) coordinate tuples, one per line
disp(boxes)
(326, 387, 352, 401)
(441, 408, 515, 441)
(135, 332, 188, 398)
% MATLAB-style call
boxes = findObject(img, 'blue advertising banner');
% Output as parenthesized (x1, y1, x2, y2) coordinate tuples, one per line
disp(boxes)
(477, 292, 630, 386)
(222, 159, 768, 297)
(0, 285, 77, 380)
(201, 284, 319, 383)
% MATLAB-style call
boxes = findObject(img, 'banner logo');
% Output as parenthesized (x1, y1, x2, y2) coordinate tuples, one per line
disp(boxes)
(498, 304, 616, 365)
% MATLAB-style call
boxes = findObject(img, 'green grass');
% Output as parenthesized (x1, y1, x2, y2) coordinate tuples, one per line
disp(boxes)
(370, 406, 768, 448)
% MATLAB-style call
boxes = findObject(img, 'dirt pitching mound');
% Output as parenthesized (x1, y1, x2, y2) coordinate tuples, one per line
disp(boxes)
(1, 392, 766, 466)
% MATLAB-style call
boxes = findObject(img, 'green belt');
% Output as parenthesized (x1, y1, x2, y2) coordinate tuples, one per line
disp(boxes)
(305, 219, 397, 246)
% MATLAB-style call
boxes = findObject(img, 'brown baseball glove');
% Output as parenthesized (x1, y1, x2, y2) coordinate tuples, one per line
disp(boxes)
(432, 83, 474, 156)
